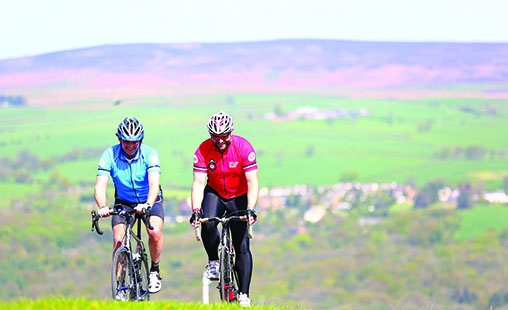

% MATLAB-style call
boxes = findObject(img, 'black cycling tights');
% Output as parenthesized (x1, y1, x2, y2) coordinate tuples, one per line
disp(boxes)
(200, 186, 253, 295)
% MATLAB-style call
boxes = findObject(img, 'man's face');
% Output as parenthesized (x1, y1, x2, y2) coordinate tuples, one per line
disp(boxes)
(120, 139, 140, 157)
(210, 132, 232, 153)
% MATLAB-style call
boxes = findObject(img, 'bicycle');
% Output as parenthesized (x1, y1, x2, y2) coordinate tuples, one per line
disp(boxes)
(194, 210, 254, 303)
(91, 204, 154, 301)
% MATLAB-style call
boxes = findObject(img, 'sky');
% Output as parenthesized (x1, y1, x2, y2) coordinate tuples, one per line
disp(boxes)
(1, 0, 507, 60)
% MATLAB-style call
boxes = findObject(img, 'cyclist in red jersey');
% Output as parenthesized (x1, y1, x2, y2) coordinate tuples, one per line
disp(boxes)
(189, 111, 258, 307)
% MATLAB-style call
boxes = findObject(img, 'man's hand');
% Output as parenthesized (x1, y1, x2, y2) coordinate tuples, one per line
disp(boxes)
(247, 208, 257, 225)
(98, 206, 110, 218)
(135, 203, 151, 214)
(189, 208, 202, 228)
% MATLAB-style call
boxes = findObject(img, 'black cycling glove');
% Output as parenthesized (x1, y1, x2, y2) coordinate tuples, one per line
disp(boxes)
(246, 208, 257, 225)
(189, 209, 202, 227)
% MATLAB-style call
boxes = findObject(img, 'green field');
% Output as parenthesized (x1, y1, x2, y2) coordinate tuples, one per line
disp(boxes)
(2, 94, 508, 200)
(455, 204, 508, 240)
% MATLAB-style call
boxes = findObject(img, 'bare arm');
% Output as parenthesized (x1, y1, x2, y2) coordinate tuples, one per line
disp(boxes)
(147, 171, 161, 206)
(245, 169, 259, 209)
(191, 172, 207, 211)
(94, 175, 109, 208)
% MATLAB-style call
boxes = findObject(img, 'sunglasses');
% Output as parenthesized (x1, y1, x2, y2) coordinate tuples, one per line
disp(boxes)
(210, 133, 231, 141)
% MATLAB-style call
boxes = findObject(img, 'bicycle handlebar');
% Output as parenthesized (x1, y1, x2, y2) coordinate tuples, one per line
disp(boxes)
(91, 205, 154, 235)
(199, 215, 248, 223)
(194, 214, 253, 242)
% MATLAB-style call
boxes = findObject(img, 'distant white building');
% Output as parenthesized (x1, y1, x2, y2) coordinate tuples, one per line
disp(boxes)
(483, 191, 508, 203)
(264, 106, 370, 122)
(304, 205, 327, 223)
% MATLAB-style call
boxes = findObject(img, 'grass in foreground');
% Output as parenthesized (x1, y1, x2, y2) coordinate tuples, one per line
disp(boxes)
(0, 297, 288, 310)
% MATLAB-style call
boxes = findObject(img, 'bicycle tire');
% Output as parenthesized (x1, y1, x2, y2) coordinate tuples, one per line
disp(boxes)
(219, 235, 237, 302)
(228, 258, 239, 302)
(231, 256, 240, 302)
(112, 247, 134, 301)
(136, 249, 150, 301)
(219, 244, 228, 301)
(233, 266, 239, 299)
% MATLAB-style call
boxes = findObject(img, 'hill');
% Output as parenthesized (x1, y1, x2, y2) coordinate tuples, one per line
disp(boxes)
(1, 39, 508, 106)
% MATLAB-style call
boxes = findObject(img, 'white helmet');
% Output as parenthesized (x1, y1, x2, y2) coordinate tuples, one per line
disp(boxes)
(207, 111, 233, 135)
(116, 117, 144, 141)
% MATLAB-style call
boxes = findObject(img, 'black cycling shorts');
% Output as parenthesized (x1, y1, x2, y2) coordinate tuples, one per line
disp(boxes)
(111, 193, 164, 228)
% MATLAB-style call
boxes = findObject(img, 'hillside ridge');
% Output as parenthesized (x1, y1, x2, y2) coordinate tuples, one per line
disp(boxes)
(1, 39, 508, 104)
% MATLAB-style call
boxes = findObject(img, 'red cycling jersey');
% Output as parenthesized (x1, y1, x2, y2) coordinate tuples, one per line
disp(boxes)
(193, 135, 258, 199)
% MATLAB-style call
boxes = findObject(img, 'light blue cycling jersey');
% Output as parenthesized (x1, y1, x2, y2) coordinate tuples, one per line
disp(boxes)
(97, 144, 161, 203)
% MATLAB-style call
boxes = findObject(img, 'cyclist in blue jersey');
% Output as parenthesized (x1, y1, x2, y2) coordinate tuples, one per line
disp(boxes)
(94, 117, 164, 295)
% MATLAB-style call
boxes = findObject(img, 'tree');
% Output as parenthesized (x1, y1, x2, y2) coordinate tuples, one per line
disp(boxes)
(413, 179, 445, 209)
(340, 171, 359, 182)
(305, 145, 315, 157)
(456, 183, 473, 209)
(503, 176, 508, 195)
(464, 146, 486, 160)
(488, 292, 504, 308)
(0, 95, 26, 106)
(452, 287, 478, 304)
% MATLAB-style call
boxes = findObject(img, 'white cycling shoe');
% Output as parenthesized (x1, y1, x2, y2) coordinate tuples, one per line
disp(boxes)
(238, 293, 251, 307)
(148, 271, 162, 293)
(206, 260, 219, 280)
(115, 290, 128, 301)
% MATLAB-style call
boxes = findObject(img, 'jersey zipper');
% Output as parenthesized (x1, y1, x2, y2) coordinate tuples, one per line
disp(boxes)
(221, 152, 227, 197)
(128, 162, 140, 203)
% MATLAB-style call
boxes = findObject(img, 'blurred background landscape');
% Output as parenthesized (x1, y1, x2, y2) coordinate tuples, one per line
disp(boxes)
(1, 39, 508, 309)
(2, 1, 508, 309)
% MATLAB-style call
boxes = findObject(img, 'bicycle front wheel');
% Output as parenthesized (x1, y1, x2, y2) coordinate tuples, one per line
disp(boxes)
(219, 245, 237, 302)
(112, 247, 134, 301)
(136, 250, 150, 301)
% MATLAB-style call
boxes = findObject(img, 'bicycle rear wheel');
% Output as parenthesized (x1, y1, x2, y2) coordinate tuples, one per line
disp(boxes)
(112, 247, 134, 301)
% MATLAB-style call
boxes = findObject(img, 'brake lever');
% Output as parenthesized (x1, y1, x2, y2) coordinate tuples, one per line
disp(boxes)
(142, 208, 154, 230)
(91, 210, 104, 235)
